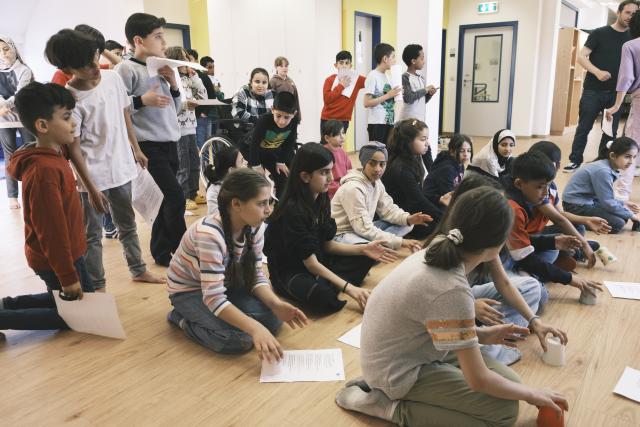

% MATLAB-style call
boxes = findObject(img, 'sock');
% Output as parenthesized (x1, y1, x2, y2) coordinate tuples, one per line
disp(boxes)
(336, 386, 397, 422)
(345, 376, 371, 392)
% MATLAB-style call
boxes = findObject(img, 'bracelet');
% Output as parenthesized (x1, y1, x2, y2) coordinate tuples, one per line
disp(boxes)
(527, 315, 541, 327)
(342, 281, 349, 293)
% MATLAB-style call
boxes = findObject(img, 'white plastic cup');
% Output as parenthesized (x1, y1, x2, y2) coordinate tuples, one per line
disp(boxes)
(542, 336, 566, 367)
(595, 247, 617, 266)
(579, 289, 597, 305)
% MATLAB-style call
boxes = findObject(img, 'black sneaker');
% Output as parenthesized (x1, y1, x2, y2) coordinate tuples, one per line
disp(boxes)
(104, 225, 118, 239)
(574, 240, 600, 262)
(632, 220, 640, 232)
(563, 162, 580, 173)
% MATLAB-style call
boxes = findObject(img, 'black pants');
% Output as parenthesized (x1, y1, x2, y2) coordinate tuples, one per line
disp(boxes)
(367, 124, 393, 145)
(270, 254, 376, 313)
(258, 150, 291, 200)
(138, 141, 187, 264)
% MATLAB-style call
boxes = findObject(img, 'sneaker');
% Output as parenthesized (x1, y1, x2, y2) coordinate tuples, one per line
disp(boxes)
(562, 162, 580, 173)
(574, 240, 600, 262)
(632, 220, 640, 232)
(194, 194, 207, 204)
(104, 225, 118, 239)
(185, 199, 199, 211)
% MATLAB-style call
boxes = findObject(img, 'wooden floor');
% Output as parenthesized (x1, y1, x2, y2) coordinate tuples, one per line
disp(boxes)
(1, 125, 639, 426)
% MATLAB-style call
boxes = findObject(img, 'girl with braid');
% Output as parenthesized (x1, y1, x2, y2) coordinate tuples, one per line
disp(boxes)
(166, 169, 307, 361)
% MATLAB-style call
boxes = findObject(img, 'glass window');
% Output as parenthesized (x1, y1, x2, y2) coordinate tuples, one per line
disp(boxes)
(472, 34, 502, 103)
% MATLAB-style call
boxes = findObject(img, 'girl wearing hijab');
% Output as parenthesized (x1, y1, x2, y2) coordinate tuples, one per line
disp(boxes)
(467, 129, 516, 181)
(0, 35, 35, 209)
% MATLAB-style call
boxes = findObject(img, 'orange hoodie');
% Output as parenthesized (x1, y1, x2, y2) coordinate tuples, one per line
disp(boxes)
(7, 146, 86, 286)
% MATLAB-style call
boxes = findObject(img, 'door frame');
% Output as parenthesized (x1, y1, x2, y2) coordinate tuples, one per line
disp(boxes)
(455, 21, 518, 133)
(165, 23, 192, 49)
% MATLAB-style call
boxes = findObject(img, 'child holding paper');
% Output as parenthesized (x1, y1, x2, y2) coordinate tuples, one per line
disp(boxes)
(167, 169, 307, 361)
(45, 29, 164, 290)
(1, 82, 94, 333)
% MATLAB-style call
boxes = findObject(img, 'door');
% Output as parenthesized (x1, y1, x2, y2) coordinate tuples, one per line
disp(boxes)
(354, 15, 373, 151)
(459, 26, 513, 136)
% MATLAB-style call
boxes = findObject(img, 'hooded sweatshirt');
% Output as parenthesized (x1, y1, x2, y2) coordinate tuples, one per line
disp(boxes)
(423, 151, 464, 205)
(331, 169, 411, 249)
(469, 129, 515, 178)
(7, 147, 87, 286)
(0, 34, 34, 124)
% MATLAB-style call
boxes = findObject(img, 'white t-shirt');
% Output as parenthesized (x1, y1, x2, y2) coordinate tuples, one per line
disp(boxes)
(68, 70, 137, 192)
(364, 69, 395, 125)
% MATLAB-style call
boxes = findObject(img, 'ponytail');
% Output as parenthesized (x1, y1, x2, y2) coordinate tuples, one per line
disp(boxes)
(595, 136, 638, 162)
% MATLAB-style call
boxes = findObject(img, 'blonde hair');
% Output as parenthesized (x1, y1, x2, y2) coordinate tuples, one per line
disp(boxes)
(165, 46, 187, 61)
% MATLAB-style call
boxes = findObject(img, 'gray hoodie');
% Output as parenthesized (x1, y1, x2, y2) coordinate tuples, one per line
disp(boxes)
(331, 168, 411, 249)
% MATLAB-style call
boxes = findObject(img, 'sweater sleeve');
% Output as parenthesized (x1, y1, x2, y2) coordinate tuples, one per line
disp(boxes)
(591, 168, 633, 219)
(402, 73, 428, 104)
(323, 75, 344, 105)
(277, 120, 298, 165)
(251, 226, 270, 291)
(197, 230, 232, 316)
(617, 43, 635, 93)
(232, 88, 252, 122)
(397, 168, 442, 218)
(376, 183, 411, 227)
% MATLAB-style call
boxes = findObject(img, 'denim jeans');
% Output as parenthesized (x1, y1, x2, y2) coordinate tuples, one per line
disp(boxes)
(80, 182, 146, 289)
(0, 257, 94, 330)
(563, 201, 627, 234)
(176, 134, 200, 200)
(333, 220, 414, 245)
(196, 116, 212, 149)
(169, 288, 282, 354)
(0, 127, 35, 198)
(569, 89, 620, 165)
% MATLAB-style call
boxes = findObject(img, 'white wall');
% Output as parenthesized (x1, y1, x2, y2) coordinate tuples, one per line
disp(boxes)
(397, 0, 443, 152)
(1, 0, 143, 83)
(208, 0, 341, 143)
(144, 0, 191, 25)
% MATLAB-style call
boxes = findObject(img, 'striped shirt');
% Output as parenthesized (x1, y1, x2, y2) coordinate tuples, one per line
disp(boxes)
(167, 215, 269, 316)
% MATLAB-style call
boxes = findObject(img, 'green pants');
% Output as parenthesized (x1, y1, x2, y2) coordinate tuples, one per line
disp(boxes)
(392, 353, 520, 427)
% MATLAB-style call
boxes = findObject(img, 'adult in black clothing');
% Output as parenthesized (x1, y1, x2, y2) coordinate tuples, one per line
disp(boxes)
(564, 0, 638, 172)
(423, 133, 473, 206)
(265, 143, 396, 313)
(381, 119, 443, 238)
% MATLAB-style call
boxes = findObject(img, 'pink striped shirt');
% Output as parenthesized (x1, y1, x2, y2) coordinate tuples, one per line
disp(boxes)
(167, 215, 269, 316)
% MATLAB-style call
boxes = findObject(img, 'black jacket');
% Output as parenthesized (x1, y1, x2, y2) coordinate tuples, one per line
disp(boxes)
(423, 151, 464, 205)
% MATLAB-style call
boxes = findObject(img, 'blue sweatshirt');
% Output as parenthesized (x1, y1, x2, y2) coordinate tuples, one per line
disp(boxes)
(563, 159, 633, 220)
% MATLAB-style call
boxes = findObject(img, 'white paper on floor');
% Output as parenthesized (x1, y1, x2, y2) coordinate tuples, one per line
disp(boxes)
(260, 349, 345, 383)
(337, 323, 361, 348)
(53, 292, 126, 339)
(604, 281, 640, 300)
(613, 367, 640, 403)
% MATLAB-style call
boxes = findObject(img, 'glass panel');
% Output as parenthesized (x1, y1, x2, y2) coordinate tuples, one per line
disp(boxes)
(472, 34, 502, 103)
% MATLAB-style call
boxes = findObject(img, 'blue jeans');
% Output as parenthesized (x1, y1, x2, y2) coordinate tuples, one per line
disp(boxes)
(563, 201, 627, 234)
(0, 257, 94, 330)
(333, 220, 414, 245)
(196, 116, 212, 149)
(169, 288, 282, 354)
(569, 89, 620, 165)
(0, 127, 35, 198)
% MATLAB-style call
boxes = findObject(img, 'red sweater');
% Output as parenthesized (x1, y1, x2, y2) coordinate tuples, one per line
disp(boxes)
(7, 147, 87, 286)
(321, 74, 366, 121)
(324, 145, 352, 199)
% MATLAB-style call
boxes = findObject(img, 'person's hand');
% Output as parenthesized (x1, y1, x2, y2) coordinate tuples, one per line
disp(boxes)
(157, 65, 177, 89)
(0, 105, 10, 116)
(186, 100, 199, 110)
(583, 242, 596, 268)
(529, 318, 568, 352)
(188, 68, 196, 77)
(249, 323, 283, 363)
(141, 83, 171, 108)
(554, 235, 581, 251)
(569, 275, 603, 297)
(133, 148, 148, 169)
(475, 299, 504, 325)
(88, 189, 110, 214)
(605, 105, 620, 121)
(338, 74, 352, 87)
(595, 69, 611, 82)
(583, 216, 611, 234)
(61, 281, 83, 300)
(344, 284, 370, 311)
(361, 240, 398, 263)
(526, 388, 569, 418)
(401, 238, 422, 252)
(478, 323, 529, 347)
(387, 86, 402, 99)
(439, 192, 453, 207)
(625, 201, 640, 214)
(426, 85, 438, 96)
(407, 212, 433, 225)
(270, 300, 308, 329)
(275, 163, 289, 177)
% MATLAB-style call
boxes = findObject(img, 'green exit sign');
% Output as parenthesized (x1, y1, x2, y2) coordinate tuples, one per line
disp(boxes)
(478, 2, 498, 14)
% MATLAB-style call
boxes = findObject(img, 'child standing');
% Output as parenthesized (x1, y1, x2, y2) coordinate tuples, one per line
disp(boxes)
(265, 143, 396, 313)
(563, 137, 640, 233)
(364, 43, 402, 145)
(165, 46, 207, 211)
(336, 187, 568, 425)
(270, 56, 301, 121)
(320, 50, 366, 133)
(320, 119, 351, 199)
(331, 142, 431, 252)
(423, 133, 473, 206)
(205, 145, 245, 216)
(167, 169, 307, 359)
(45, 29, 164, 290)
(0, 34, 35, 209)
(115, 13, 186, 267)
(400, 44, 438, 121)
(1, 82, 94, 332)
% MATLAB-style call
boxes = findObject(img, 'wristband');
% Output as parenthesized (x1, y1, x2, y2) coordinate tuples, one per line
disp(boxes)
(527, 315, 540, 327)
(341, 281, 349, 293)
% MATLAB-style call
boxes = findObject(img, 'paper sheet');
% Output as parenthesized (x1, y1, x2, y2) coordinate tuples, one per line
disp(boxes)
(193, 98, 227, 106)
(604, 281, 640, 300)
(337, 323, 361, 348)
(131, 166, 163, 225)
(146, 56, 206, 77)
(602, 109, 614, 137)
(614, 367, 640, 403)
(53, 292, 126, 339)
(389, 64, 404, 102)
(0, 121, 22, 129)
(330, 68, 358, 98)
(260, 349, 345, 383)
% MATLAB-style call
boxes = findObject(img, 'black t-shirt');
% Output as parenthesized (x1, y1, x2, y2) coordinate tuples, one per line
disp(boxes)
(583, 25, 631, 91)
(249, 112, 298, 166)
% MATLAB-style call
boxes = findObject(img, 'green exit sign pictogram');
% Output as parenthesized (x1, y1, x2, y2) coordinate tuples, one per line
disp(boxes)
(478, 2, 499, 14)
